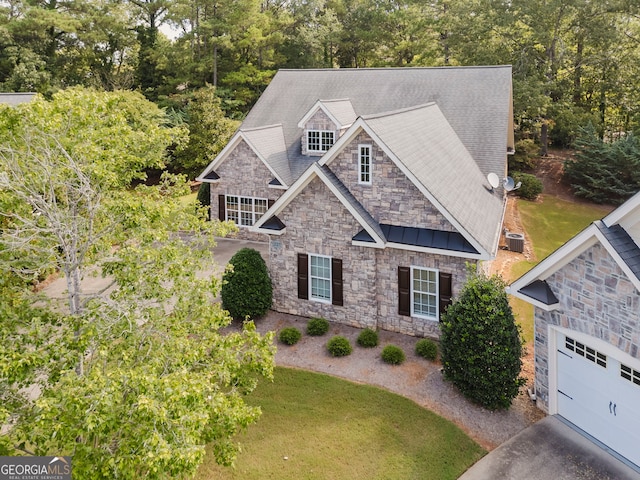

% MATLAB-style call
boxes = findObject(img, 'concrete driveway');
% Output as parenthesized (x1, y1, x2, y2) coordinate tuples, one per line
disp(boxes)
(459, 415, 640, 480)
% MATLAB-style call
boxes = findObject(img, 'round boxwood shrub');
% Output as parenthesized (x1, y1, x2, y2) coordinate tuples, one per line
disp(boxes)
(307, 317, 330, 336)
(221, 248, 272, 320)
(511, 172, 543, 201)
(381, 345, 405, 365)
(279, 327, 302, 345)
(327, 336, 352, 357)
(357, 328, 379, 348)
(415, 339, 438, 361)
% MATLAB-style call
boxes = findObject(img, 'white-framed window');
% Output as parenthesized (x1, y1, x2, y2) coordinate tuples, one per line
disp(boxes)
(411, 267, 438, 319)
(310, 254, 332, 302)
(225, 195, 267, 227)
(307, 130, 335, 153)
(359, 144, 372, 184)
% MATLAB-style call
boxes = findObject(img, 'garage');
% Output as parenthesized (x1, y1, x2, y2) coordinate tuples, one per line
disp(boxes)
(554, 329, 640, 468)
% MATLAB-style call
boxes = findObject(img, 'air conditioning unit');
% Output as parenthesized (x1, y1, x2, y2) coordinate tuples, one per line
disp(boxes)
(506, 232, 525, 253)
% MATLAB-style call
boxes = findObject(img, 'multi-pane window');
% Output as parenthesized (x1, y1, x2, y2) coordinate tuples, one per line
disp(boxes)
(565, 336, 607, 368)
(412, 267, 438, 318)
(307, 130, 335, 153)
(310, 254, 331, 302)
(359, 145, 371, 184)
(621, 364, 640, 387)
(225, 195, 267, 227)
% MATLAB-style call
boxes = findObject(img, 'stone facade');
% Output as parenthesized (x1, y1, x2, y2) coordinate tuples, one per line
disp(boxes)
(301, 110, 340, 156)
(533, 243, 640, 412)
(269, 173, 474, 338)
(209, 139, 283, 241)
(330, 132, 456, 231)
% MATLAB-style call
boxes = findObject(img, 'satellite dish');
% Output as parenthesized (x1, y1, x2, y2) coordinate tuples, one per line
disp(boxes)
(487, 172, 500, 189)
(503, 176, 516, 191)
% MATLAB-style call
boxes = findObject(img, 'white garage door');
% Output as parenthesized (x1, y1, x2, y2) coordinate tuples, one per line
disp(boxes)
(556, 332, 640, 467)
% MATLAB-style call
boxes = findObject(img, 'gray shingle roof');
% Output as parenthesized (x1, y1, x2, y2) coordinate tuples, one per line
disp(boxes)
(242, 66, 512, 180)
(362, 103, 504, 255)
(0, 92, 36, 106)
(242, 124, 293, 186)
(595, 221, 640, 282)
(320, 99, 357, 127)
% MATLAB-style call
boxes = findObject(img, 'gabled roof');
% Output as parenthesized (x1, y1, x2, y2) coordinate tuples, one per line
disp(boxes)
(197, 124, 292, 187)
(321, 104, 504, 257)
(508, 191, 640, 310)
(297, 99, 357, 130)
(239, 66, 514, 180)
(0, 92, 36, 106)
(253, 163, 386, 248)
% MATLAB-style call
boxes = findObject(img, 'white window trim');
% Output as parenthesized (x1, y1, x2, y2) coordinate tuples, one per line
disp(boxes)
(307, 130, 335, 153)
(225, 195, 268, 227)
(358, 144, 372, 185)
(410, 266, 439, 320)
(309, 253, 332, 303)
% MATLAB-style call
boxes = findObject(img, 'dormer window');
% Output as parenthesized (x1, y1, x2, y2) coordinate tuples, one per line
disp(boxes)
(308, 130, 335, 153)
(359, 144, 372, 184)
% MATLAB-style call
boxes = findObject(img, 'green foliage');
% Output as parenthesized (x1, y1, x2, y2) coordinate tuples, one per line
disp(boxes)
(440, 267, 525, 410)
(548, 104, 601, 148)
(306, 317, 330, 336)
(381, 345, 405, 365)
(221, 248, 273, 320)
(509, 139, 539, 171)
(356, 328, 379, 348)
(327, 336, 352, 357)
(564, 124, 640, 204)
(279, 327, 302, 346)
(511, 172, 544, 200)
(415, 339, 438, 361)
(197, 182, 211, 207)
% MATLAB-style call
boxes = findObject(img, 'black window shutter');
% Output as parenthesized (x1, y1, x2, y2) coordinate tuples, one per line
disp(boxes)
(218, 195, 226, 221)
(439, 272, 453, 319)
(398, 266, 410, 316)
(331, 258, 343, 306)
(298, 253, 309, 300)
(268, 199, 275, 209)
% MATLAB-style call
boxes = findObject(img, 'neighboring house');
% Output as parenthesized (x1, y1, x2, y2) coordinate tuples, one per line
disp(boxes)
(508, 192, 640, 468)
(198, 67, 514, 337)
(0, 92, 36, 106)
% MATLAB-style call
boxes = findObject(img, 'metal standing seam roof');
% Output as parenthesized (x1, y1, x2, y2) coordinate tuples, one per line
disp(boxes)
(241, 66, 513, 182)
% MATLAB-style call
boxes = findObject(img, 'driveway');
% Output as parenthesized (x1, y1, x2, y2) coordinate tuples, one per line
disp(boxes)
(459, 415, 640, 480)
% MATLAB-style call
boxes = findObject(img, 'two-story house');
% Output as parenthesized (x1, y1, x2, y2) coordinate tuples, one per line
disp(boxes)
(198, 66, 514, 337)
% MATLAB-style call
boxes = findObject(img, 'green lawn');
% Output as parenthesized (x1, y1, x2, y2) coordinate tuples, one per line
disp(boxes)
(508, 194, 613, 343)
(195, 367, 486, 480)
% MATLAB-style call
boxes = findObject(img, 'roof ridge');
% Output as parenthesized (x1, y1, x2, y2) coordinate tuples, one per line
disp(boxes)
(241, 123, 283, 132)
(277, 65, 512, 72)
(361, 102, 437, 121)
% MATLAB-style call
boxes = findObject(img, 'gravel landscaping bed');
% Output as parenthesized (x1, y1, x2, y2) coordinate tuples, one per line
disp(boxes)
(247, 311, 544, 451)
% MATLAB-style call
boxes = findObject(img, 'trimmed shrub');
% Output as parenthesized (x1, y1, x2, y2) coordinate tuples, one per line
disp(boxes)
(279, 327, 302, 345)
(381, 345, 405, 365)
(327, 336, 352, 357)
(221, 248, 272, 320)
(307, 317, 330, 336)
(440, 266, 525, 410)
(196, 182, 211, 206)
(357, 328, 379, 348)
(511, 172, 543, 201)
(415, 339, 438, 361)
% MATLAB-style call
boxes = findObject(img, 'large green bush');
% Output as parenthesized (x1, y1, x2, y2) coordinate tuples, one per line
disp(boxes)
(196, 182, 211, 206)
(221, 248, 272, 320)
(327, 336, 352, 357)
(440, 267, 525, 410)
(511, 172, 543, 201)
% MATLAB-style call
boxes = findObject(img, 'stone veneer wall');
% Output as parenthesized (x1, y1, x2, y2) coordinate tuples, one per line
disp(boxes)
(301, 110, 339, 156)
(209, 139, 283, 242)
(329, 131, 456, 230)
(269, 174, 472, 337)
(533, 243, 640, 412)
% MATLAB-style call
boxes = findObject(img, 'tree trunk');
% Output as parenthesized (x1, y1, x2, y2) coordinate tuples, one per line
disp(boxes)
(540, 122, 548, 156)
